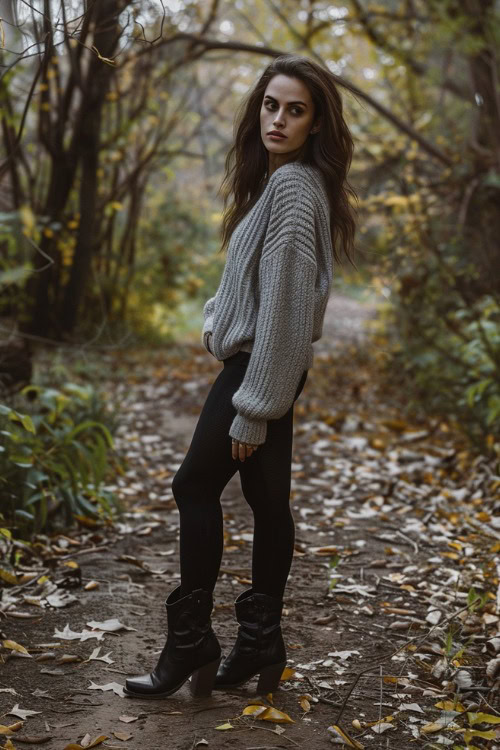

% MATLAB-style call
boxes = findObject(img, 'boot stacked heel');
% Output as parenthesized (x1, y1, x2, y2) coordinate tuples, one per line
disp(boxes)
(214, 589, 287, 693)
(256, 661, 287, 694)
(124, 586, 221, 699)
(190, 656, 222, 697)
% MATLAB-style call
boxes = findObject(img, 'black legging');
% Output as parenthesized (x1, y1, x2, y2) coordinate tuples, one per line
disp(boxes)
(172, 350, 308, 600)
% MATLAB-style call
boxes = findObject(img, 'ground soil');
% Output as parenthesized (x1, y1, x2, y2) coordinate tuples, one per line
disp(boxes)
(1, 292, 499, 750)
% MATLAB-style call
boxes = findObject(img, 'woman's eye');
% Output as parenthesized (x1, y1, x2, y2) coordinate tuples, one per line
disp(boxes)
(265, 103, 303, 116)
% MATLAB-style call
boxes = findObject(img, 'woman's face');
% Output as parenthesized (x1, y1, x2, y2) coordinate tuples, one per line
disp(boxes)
(260, 74, 318, 161)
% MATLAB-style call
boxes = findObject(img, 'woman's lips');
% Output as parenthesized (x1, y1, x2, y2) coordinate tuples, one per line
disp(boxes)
(268, 132, 287, 139)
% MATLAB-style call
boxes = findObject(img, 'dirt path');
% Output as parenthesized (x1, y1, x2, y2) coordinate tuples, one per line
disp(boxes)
(2, 292, 499, 750)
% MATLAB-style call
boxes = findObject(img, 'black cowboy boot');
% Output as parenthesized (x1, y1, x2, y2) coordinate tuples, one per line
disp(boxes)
(124, 585, 221, 699)
(214, 588, 287, 693)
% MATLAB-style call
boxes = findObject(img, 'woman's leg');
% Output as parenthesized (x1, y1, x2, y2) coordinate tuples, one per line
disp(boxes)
(238, 369, 308, 599)
(171, 359, 251, 596)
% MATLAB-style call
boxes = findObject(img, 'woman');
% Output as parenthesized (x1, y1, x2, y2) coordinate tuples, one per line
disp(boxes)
(124, 53, 357, 700)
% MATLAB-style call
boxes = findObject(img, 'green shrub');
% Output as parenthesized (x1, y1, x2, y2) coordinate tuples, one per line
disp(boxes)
(381, 288, 500, 456)
(0, 382, 125, 537)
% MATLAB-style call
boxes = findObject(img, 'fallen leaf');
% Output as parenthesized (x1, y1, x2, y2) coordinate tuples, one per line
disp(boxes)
(327, 724, 364, 748)
(398, 703, 424, 713)
(63, 735, 108, 750)
(328, 650, 360, 661)
(467, 712, 500, 725)
(463, 728, 497, 741)
(2, 641, 31, 656)
(54, 624, 105, 642)
(372, 723, 395, 734)
(421, 722, 445, 733)
(299, 695, 311, 712)
(280, 667, 295, 681)
(258, 707, 294, 724)
(242, 705, 268, 718)
(434, 700, 465, 712)
(8, 704, 41, 720)
(86, 618, 136, 632)
(88, 681, 125, 697)
(83, 647, 114, 664)
(46, 591, 78, 608)
(215, 722, 233, 730)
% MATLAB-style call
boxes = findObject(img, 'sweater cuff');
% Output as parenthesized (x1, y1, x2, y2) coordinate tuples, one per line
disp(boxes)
(229, 413, 267, 446)
(201, 314, 214, 346)
(202, 314, 214, 336)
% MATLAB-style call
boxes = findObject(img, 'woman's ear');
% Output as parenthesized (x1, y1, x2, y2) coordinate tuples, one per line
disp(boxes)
(310, 118, 321, 134)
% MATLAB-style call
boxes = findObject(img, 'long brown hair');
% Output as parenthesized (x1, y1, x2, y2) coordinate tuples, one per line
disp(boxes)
(218, 54, 359, 267)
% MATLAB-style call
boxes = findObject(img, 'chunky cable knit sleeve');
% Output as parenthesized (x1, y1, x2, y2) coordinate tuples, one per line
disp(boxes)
(229, 178, 317, 446)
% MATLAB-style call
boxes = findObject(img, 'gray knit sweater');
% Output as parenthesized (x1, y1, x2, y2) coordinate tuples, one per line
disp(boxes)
(201, 161, 333, 446)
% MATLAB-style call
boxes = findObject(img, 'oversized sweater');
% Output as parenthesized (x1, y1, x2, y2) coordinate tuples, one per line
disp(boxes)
(201, 160, 333, 446)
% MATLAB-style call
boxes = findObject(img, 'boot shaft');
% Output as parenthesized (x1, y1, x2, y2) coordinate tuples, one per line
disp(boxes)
(165, 586, 215, 652)
(233, 589, 285, 655)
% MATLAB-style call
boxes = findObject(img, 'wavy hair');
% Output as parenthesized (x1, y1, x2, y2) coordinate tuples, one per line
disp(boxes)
(218, 54, 359, 267)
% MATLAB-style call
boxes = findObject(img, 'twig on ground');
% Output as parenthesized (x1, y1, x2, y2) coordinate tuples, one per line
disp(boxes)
(333, 600, 476, 726)
(396, 530, 419, 553)
(378, 664, 383, 723)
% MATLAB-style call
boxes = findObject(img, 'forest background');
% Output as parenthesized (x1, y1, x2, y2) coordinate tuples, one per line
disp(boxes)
(0, 0, 499, 534)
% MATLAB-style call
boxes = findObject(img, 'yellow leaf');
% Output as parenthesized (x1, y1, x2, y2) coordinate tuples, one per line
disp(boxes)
(242, 705, 268, 718)
(365, 715, 394, 727)
(2, 640, 30, 655)
(63, 735, 108, 750)
(464, 728, 496, 740)
(299, 695, 311, 712)
(467, 712, 500, 725)
(280, 667, 295, 681)
(421, 722, 444, 733)
(4, 740, 16, 749)
(215, 722, 233, 730)
(0, 725, 14, 736)
(475, 512, 491, 522)
(0, 569, 18, 585)
(352, 719, 362, 730)
(434, 700, 465, 712)
(259, 707, 294, 724)
(328, 725, 364, 749)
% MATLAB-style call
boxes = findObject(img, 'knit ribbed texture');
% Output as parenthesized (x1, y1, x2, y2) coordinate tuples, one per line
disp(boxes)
(201, 161, 333, 445)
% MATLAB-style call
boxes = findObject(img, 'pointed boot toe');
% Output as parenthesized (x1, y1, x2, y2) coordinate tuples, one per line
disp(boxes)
(124, 586, 221, 700)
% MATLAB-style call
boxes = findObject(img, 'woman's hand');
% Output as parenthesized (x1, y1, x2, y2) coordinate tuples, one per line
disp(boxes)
(205, 332, 214, 355)
(232, 438, 258, 462)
